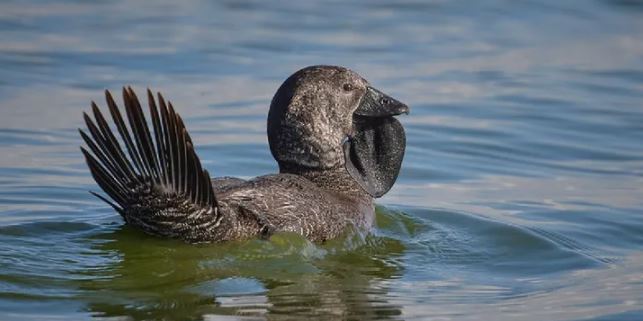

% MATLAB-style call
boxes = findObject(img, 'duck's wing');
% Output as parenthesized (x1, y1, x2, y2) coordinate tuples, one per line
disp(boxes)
(80, 87, 222, 242)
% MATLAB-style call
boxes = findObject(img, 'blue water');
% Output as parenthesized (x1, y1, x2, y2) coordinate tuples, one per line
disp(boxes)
(1, 1, 643, 320)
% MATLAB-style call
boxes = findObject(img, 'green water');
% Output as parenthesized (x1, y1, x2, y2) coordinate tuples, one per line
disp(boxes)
(1, 0, 643, 320)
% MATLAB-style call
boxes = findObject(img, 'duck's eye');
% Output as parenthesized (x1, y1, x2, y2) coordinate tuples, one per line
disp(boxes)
(343, 83, 354, 92)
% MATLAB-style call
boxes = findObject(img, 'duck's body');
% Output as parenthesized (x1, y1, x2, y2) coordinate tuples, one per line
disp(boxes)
(81, 66, 408, 243)
(213, 173, 373, 242)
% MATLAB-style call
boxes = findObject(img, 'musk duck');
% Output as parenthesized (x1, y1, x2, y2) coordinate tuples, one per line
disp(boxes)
(80, 65, 409, 243)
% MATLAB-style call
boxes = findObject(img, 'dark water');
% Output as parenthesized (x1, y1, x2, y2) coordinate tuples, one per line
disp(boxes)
(1, 1, 643, 320)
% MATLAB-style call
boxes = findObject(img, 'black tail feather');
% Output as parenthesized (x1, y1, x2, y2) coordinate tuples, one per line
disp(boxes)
(147, 89, 166, 186)
(105, 90, 147, 180)
(123, 87, 159, 181)
(80, 87, 218, 223)
(80, 147, 127, 206)
(90, 101, 139, 183)
(89, 191, 123, 215)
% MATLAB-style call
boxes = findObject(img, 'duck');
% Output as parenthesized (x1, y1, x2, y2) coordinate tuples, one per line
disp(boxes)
(80, 65, 409, 243)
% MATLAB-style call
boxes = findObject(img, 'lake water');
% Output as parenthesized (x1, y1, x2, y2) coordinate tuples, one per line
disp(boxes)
(1, 1, 643, 320)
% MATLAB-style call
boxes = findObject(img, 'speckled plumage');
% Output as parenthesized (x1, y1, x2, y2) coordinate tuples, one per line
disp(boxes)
(80, 65, 408, 243)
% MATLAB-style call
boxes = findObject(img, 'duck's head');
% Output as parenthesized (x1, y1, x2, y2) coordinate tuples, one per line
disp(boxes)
(268, 65, 408, 198)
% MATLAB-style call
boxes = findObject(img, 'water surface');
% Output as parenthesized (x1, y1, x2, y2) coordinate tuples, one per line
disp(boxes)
(1, 1, 643, 320)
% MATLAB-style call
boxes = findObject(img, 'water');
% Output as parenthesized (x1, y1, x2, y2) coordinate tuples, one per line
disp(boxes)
(1, 0, 642, 320)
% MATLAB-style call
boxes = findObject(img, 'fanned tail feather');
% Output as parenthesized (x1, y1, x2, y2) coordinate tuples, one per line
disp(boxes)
(80, 87, 221, 242)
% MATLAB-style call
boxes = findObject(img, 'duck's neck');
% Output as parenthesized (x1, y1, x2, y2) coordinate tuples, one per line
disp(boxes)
(279, 163, 371, 200)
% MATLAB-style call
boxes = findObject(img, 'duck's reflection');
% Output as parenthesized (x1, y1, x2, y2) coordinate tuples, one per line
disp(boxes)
(80, 223, 405, 320)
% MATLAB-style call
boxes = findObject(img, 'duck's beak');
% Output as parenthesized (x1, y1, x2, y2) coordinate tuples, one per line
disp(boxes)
(345, 86, 408, 198)
(354, 86, 409, 117)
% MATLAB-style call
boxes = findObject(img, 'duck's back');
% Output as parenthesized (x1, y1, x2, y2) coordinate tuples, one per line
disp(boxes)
(213, 174, 374, 242)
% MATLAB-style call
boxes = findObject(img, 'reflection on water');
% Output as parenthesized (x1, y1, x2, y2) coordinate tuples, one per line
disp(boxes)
(1, 0, 643, 320)
(79, 222, 405, 319)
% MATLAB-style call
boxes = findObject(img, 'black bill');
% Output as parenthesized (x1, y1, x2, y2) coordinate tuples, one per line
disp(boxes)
(344, 87, 408, 198)
(354, 87, 409, 117)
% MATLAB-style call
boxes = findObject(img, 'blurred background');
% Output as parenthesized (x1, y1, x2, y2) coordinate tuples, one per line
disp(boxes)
(0, 1, 642, 320)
